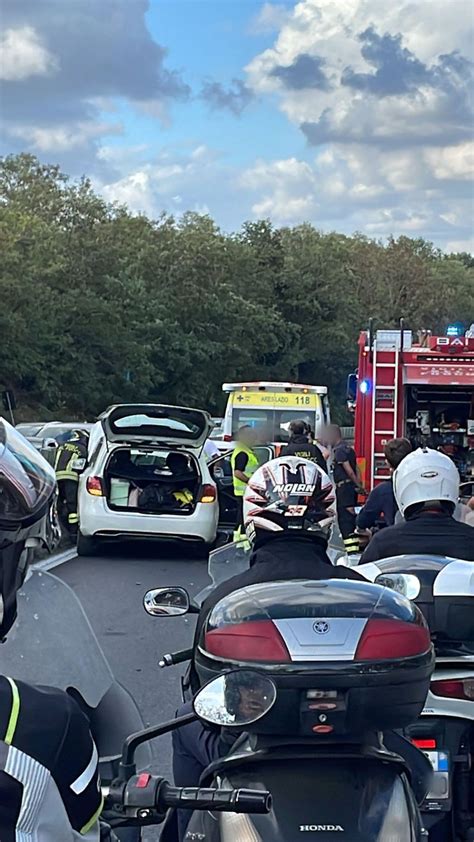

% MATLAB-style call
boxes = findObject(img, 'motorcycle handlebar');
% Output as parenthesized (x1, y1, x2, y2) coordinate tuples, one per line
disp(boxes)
(159, 782, 272, 813)
(159, 647, 193, 668)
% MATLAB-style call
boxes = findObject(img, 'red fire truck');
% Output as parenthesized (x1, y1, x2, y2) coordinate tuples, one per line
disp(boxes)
(348, 322, 474, 491)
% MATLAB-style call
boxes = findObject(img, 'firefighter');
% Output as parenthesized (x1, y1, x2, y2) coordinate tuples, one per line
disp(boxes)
(280, 419, 327, 471)
(230, 425, 259, 541)
(54, 429, 89, 537)
(326, 423, 363, 556)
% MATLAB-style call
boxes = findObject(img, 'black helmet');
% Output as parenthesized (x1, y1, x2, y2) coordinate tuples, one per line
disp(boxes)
(0, 420, 58, 637)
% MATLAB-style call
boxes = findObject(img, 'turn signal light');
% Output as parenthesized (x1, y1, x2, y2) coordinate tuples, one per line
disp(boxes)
(205, 620, 291, 663)
(200, 484, 217, 503)
(86, 476, 104, 496)
(354, 619, 431, 661)
(430, 679, 474, 701)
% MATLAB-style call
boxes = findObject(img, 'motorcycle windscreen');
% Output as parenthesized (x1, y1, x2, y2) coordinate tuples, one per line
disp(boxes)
(1, 570, 113, 708)
(195, 542, 251, 605)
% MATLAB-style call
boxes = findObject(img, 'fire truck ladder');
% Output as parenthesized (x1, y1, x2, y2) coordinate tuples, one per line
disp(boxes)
(370, 333, 402, 489)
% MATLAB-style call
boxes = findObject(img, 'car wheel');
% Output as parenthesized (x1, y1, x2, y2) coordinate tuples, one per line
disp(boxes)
(77, 531, 98, 557)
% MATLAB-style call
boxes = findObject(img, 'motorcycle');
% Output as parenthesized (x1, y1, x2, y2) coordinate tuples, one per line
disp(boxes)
(1, 569, 151, 841)
(99, 671, 271, 840)
(359, 554, 474, 842)
(145, 576, 435, 841)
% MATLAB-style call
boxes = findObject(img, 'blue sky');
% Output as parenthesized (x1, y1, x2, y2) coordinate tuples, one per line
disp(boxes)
(1, 0, 473, 249)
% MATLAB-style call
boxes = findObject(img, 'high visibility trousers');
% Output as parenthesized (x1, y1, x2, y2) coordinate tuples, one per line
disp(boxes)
(58, 479, 79, 535)
(336, 486, 360, 556)
(233, 496, 244, 542)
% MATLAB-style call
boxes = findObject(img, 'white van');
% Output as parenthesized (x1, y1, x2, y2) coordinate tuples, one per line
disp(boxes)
(221, 382, 330, 447)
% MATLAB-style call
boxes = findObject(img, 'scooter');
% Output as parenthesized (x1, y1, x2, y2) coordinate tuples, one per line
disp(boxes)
(100, 672, 271, 840)
(145, 577, 435, 841)
(2, 569, 151, 841)
(358, 554, 474, 842)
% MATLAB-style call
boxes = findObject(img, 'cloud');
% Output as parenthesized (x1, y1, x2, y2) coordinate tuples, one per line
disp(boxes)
(243, 0, 474, 246)
(251, 3, 291, 34)
(247, 0, 473, 149)
(0, 25, 58, 81)
(341, 27, 432, 96)
(270, 54, 331, 90)
(240, 157, 318, 221)
(0, 0, 189, 174)
(97, 144, 232, 221)
(201, 78, 254, 116)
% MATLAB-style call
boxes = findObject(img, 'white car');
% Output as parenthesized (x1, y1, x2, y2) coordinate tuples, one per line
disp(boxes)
(77, 404, 221, 556)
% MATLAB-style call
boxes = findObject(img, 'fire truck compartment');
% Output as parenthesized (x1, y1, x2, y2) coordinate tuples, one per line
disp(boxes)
(405, 384, 474, 480)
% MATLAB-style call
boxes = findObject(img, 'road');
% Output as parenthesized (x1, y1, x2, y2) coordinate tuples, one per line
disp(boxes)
(55, 541, 211, 780)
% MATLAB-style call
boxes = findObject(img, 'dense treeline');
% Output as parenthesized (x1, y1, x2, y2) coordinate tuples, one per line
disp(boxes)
(1, 154, 473, 422)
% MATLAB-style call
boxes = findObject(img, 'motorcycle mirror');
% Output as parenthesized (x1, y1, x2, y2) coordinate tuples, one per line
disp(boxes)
(376, 573, 421, 601)
(143, 586, 190, 616)
(193, 669, 277, 728)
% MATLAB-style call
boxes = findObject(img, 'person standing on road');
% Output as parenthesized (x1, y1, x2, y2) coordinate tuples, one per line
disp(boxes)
(230, 426, 259, 541)
(357, 437, 412, 530)
(280, 420, 327, 471)
(326, 423, 363, 556)
(54, 429, 89, 538)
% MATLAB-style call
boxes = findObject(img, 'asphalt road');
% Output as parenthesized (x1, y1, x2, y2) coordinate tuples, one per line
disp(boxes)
(55, 541, 211, 780)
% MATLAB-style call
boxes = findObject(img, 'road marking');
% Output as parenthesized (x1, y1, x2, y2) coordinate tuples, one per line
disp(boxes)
(32, 548, 77, 572)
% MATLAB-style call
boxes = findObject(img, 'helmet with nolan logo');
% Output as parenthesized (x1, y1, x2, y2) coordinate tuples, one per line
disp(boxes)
(243, 456, 335, 545)
(393, 447, 460, 518)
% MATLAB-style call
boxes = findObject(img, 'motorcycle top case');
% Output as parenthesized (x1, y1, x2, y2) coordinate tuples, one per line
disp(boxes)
(366, 555, 474, 657)
(197, 579, 434, 734)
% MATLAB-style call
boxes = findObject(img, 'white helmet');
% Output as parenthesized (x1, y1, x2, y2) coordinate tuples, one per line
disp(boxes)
(243, 456, 336, 544)
(393, 447, 460, 517)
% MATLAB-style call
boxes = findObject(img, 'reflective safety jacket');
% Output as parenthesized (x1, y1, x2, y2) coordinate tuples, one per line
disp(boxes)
(230, 446, 259, 496)
(54, 442, 87, 482)
(0, 675, 101, 840)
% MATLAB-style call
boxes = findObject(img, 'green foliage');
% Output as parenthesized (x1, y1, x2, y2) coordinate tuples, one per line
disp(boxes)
(1, 154, 473, 422)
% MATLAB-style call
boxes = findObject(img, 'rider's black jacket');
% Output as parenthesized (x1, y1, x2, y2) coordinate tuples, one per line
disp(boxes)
(195, 534, 365, 648)
(0, 676, 101, 840)
(280, 436, 327, 471)
(359, 509, 474, 563)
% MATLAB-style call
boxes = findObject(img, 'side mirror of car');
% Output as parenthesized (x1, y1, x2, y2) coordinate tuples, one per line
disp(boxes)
(71, 458, 86, 473)
(43, 437, 58, 449)
(143, 587, 191, 616)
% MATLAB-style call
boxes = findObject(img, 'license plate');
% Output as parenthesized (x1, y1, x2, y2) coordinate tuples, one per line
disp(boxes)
(424, 751, 450, 802)
(424, 750, 449, 773)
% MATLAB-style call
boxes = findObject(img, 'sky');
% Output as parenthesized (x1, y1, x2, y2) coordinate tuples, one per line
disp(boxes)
(1, 0, 473, 250)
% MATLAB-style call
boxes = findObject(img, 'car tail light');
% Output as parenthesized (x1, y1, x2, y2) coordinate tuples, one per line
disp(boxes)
(355, 619, 431, 661)
(412, 738, 437, 750)
(199, 484, 216, 503)
(205, 620, 291, 663)
(86, 476, 104, 496)
(430, 679, 474, 700)
(224, 434, 232, 442)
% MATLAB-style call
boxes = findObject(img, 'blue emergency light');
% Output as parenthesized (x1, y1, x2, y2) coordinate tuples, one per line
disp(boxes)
(446, 322, 464, 337)
(359, 379, 371, 395)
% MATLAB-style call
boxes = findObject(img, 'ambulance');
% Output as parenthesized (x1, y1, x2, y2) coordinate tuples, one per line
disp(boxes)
(221, 381, 330, 447)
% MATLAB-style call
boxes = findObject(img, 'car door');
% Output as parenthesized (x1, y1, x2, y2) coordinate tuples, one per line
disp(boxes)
(209, 446, 274, 529)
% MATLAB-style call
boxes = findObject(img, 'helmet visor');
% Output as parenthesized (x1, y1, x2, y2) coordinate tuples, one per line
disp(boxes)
(0, 421, 56, 527)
